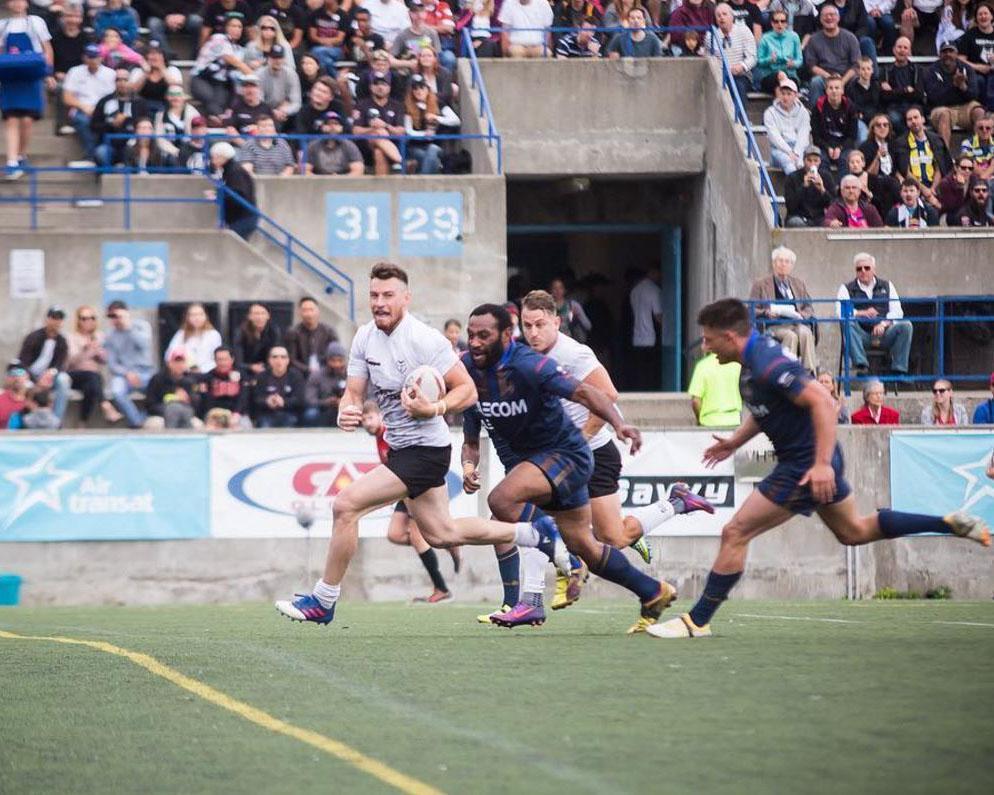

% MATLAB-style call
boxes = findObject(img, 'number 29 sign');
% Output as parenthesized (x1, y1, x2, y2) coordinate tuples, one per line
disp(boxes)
(325, 192, 463, 259)
(101, 242, 169, 308)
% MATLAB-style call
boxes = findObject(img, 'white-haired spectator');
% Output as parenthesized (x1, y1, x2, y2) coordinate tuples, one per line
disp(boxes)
(823, 174, 884, 227)
(210, 141, 258, 239)
(16, 306, 72, 427)
(707, 4, 757, 99)
(851, 378, 900, 424)
(764, 78, 810, 175)
(749, 246, 819, 373)
(164, 303, 224, 373)
(499, 0, 554, 58)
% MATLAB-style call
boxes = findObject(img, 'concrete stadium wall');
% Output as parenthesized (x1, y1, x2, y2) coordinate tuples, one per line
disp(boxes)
(4, 426, 991, 606)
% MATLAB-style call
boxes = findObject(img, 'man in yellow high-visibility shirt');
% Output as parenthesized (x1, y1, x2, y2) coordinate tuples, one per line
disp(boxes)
(688, 352, 742, 427)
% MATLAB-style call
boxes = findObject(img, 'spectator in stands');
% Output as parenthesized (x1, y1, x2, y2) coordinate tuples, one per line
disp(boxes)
(846, 57, 880, 143)
(629, 267, 663, 390)
(414, 46, 456, 109)
(190, 12, 253, 119)
(364, 0, 412, 49)
(688, 351, 743, 427)
(104, 299, 155, 428)
(201, 0, 254, 47)
(244, 14, 294, 69)
(234, 302, 281, 376)
(971, 372, 994, 423)
(305, 110, 364, 173)
(144, 350, 201, 429)
(0, 364, 29, 429)
(461, 0, 501, 57)
(297, 53, 325, 98)
(129, 41, 182, 117)
(223, 73, 272, 136)
(953, 175, 994, 222)
(816, 369, 849, 423)
(724, 0, 761, 43)
(606, 6, 663, 58)
(755, 10, 803, 92)
(66, 304, 123, 425)
(859, 114, 899, 181)
(62, 44, 115, 163)
(825, 173, 885, 224)
(347, 7, 387, 68)
(836, 252, 913, 378)
(97, 27, 146, 70)
(921, 378, 968, 424)
(144, 0, 203, 59)
(554, 0, 598, 31)
(154, 85, 197, 162)
(937, 151, 975, 218)
(925, 42, 985, 149)
(804, 4, 861, 103)
(353, 74, 406, 174)
(91, 68, 147, 166)
(17, 306, 71, 426)
(895, 104, 951, 207)
(210, 141, 258, 239)
(308, 0, 349, 74)
(550, 277, 592, 341)
(669, 0, 715, 55)
(499, 0, 554, 58)
(204, 407, 234, 429)
(49, 4, 85, 102)
(886, 176, 940, 224)
(602, 0, 639, 29)
(261, 0, 307, 51)
(20, 387, 61, 430)
(403, 74, 454, 173)
(851, 378, 899, 424)
(880, 36, 924, 129)
(765, 79, 810, 175)
(196, 346, 249, 425)
(283, 296, 339, 376)
(864, 0, 898, 55)
(749, 246, 818, 373)
(555, 16, 603, 57)
(898, 0, 943, 57)
(423, 0, 456, 63)
(443, 318, 467, 351)
(848, 148, 901, 216)
(708, 4, 756, 98)
(240, 114, 296, 174)
(768, 0, 819, 45)
(812, 73, 859, 170)
(1, 0, 53, 179)
(960, 113, 993, 192)
(825, 0, 876, 64)
(124, 116, 170, 170)
(957, 2, 994, 110)
(255, 44, 303, 130)
(94, 0, 138, 45)
(784, 145, 836, 225)
(303, 340, 348, 426)
(355, 48, 404, 100)
(297, 75, 353, 135)
(164, 302, 223, 373)
(177, 114, 209, 169)
(392, 1, 446, 69)
(251, 345, 305, 427)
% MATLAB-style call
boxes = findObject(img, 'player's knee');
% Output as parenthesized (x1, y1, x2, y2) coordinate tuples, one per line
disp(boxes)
(720, 519, 750, 547)
(386, 527, 409, 545)
(487, 489, 517, 522)
(332, 490, 363, 522)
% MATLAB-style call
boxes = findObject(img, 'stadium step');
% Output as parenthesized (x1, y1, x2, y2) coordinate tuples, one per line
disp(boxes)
(0, 202, 120, 230)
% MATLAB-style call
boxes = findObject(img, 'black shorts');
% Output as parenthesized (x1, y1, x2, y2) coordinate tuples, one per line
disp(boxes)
(588, 441, 622, 499)
(393, 500, 409, 515)
(385, 444, 451, 499)
(1, 108, 41, 120)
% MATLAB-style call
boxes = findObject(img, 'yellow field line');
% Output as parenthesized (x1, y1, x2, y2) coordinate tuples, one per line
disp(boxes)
(0, 629, 444, 795)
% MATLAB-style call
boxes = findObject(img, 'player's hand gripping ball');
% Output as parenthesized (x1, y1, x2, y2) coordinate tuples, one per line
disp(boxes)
(401, 365, 448, 420)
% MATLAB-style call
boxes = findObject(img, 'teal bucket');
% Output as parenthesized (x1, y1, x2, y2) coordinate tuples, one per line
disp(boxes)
(0, 574, 23, 606)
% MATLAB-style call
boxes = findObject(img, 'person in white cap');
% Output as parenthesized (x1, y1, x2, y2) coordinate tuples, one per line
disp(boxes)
(763, 77, 811, 175)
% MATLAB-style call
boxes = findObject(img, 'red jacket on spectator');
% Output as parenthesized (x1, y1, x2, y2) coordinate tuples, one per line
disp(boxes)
(823, 198, 884, 227)
(851, 404, 900, 425)
(669, 1, 715, 49)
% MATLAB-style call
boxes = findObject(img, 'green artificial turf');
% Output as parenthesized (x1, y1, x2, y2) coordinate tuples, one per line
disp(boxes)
(1, 600, 992, 795)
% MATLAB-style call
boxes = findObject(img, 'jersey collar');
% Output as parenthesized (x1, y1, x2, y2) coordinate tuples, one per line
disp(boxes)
(496, 340, 516, 369)
(743, 330, 762, 360)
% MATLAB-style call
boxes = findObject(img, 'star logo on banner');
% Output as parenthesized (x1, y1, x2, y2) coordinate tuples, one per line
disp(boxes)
(951, 453, 994, 513)
(1, 449, 79, 532)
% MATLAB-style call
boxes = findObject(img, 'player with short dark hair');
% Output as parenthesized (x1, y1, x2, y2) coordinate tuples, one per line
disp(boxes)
(460, 304, 679, 634)
(649, 298, 991, 639)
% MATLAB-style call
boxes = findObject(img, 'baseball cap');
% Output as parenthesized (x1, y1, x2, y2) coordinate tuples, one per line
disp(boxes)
(241, 73, 260, 85)
(146, 39, 163, 52)
(371, 74, 390, 85)
(322, 110, 342, 123)
(777, 77, 798, 92)
(84, 43, 101, 58)
(803, 145, 822, 158)
(166, 85, 186, 98)
(107, 299, 128, 312)
(939, 41, 958, 52)
(6, 361, 27, 377)
(46, 305, 66, 319)
(326, 341, 347, 358)
(269, 44, 285, 58)
(410, 73, 427, 87)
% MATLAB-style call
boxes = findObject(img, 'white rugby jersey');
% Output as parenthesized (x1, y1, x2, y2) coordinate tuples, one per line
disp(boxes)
(348, 313, 458, 449)
(545, 332, 615, 451)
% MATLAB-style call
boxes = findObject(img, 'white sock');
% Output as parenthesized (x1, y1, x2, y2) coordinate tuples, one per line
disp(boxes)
(313, 579, 341, 608)
(521, 547, 547, 594)
(513, 521, 540, 547)
(627, 500, 676, 535)
(6, 160, 18, 168)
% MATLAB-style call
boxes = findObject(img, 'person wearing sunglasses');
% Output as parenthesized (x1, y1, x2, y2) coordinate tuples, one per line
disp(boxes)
(953, 176, 994, 225)
(937, 153, 976, 220)
(920, 380, 967, 425)
(755, 13, 802, 93)
(835, 252, 913, 380)
(959, 114, 994, 200)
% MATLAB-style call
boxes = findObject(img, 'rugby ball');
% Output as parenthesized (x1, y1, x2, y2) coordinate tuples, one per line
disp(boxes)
(404, 365, 447, 402)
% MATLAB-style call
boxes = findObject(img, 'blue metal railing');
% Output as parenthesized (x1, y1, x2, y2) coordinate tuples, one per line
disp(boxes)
(459, 27, 503, 174)
(744, 296, 994, 393)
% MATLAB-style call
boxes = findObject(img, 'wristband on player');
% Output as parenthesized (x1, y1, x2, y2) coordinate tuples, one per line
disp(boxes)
(462, 461, 476, 475)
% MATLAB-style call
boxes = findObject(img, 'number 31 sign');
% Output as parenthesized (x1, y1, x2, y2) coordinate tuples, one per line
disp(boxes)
(325, 192, 463, 259)
(101, 242, 169, 308)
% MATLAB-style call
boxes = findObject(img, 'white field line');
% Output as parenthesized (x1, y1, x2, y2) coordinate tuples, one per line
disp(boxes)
(932, 620, 994, 628)
(733, 613, 862, 624)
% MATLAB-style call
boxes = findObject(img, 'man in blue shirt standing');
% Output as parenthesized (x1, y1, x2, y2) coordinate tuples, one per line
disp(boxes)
(650, 299, 991, 639)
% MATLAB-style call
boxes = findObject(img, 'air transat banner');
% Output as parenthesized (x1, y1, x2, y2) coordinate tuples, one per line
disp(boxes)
(890, 432, 994, 528)
(0, 436, 209, 541)
(209, 432, 478, 538)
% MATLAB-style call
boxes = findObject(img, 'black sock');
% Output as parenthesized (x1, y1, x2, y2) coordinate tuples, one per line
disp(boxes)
(418, 549, 448, 593)
(688, 570, 743, 627)
(496, 547, 520, 606)
(877, 509, 953, 538)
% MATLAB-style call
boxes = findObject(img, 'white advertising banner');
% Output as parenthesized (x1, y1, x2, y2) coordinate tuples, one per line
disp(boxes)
(210, 431, 479, 538)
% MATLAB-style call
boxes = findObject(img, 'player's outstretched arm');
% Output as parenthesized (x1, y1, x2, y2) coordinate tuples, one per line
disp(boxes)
(703, 414, 761, 468)
(336, 376, 368, 431)
(572, 382, 642, 454)
(794, 380, 839, 503)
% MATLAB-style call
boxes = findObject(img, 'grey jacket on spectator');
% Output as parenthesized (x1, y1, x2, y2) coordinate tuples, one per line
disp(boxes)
(305, 366, 347, 408)
(255, 63, 302, 117)
(105, 319, 155, 378)
(764, 100, 811, 162)
(919, 403, 968, 425)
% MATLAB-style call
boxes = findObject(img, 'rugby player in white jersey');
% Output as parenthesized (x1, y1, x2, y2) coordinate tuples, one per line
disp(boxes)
(276, 263, 574, 625)
(509, 290, 715, 619)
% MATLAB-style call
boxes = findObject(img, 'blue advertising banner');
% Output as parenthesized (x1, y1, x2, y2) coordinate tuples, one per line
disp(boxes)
(325, 192, 390, 258)
(0, 436, 209, 542)
(102, 242, 169, 308)
(398, 191, 463, 257)
(890, 432, 994, 528)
